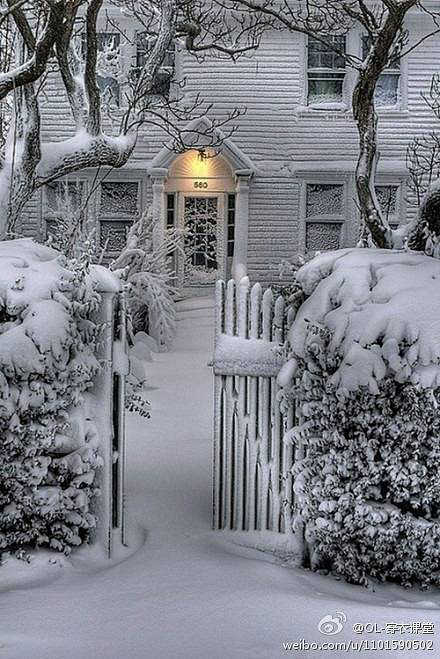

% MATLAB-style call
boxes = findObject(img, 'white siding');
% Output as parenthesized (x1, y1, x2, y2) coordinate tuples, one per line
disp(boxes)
(26, 12, 440, 281)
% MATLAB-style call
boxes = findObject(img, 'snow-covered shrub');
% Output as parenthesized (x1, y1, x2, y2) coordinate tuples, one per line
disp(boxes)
(281, 248, 440, 587)
(0, 239, 103, 558)
(111, 210, 181, 350)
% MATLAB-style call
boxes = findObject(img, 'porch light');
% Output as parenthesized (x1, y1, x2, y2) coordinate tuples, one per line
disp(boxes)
(190, 149, 210, 178)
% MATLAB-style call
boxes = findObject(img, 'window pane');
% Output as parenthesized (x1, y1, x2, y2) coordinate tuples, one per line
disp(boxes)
(100, 182, 139, 216)
(375, 74, 399, 107)
(308, 36, 346, 69)
(308, 76, 344, 104)
(306, 184, 343, 216)
(45, 181, 84, 215)
(83, 33, 120, 105)
(136, 32, 175, 96)
(100, 220, 132, 252)
(375, 185, 398, 218)
(306, 222, 342, 251)
(362, 35, 400, 69)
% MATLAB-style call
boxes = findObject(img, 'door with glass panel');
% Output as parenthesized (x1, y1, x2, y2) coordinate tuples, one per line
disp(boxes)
(178, 194, 225, 287)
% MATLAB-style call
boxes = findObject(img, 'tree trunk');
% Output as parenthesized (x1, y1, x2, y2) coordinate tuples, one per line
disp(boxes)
(353, 96, 390, 248)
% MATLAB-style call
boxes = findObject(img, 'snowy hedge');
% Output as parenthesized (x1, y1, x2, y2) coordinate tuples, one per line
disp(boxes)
(281, 249, 440, 587)
(0, 239, 104, 558)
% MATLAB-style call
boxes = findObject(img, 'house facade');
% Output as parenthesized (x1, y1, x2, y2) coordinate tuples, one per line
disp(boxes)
(18, 4, 440, 287)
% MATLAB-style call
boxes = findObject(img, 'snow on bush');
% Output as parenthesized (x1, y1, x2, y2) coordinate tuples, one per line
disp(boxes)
(281, 248, 440, 587)
(111, 210, 180, 351)
(0, 239, 103, 559)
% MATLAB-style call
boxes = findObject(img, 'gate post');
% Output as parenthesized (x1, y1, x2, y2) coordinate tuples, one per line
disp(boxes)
(89, 269, 129, 556)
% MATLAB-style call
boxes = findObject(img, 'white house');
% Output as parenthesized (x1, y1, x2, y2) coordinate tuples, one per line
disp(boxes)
(18, 4, 440, 288)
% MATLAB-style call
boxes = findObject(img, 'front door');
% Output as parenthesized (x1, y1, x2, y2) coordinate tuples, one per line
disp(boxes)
(179, 194, 225, 287)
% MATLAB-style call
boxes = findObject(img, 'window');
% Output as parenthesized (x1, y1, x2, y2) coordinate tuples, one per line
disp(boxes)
(43, 180, 86, 238)
(81, 32, 121, 105)
(135, 32, 175, 97)
(305, 183, 345, 251)
(375, 184, 399, 228)
(227, 194, 235, 257)
(100, 221, 133, 253)
(100, 181, 139, 217)
(307, 35, 346, 106)
(362, 36, 400, 107)
(99, 181, 140, 257)
(167, 193, 176, 228)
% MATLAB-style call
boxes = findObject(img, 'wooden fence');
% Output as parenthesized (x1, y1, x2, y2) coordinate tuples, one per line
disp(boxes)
(212, 278, 296, 534)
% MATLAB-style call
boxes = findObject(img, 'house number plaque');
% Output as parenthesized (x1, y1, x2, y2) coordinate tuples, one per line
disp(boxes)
(194, 181, 208, 189)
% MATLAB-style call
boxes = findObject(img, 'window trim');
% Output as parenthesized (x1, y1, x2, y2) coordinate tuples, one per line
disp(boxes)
(298, 31, 408, 116)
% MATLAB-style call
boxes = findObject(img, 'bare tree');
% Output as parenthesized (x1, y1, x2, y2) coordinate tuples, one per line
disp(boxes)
(406, 74, 440, 252)
(221, 0, 439, 247)
(0, 0, 268, 236)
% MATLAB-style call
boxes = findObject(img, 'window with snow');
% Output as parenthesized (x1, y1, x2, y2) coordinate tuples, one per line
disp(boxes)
(375, 184, 399, 227)
(44, 180, 86, 237)
(99, 181, 140, 258)
(100, 182, 139, 217)
(134, 32, 175, 97)
(362, 36, 400, 107)
(305, 183, 344, 251)
(100, 220, 133, 253)
(307, 35, 346, 106)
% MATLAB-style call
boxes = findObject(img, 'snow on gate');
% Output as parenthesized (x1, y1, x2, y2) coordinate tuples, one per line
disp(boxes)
(212, 278, 296, 534)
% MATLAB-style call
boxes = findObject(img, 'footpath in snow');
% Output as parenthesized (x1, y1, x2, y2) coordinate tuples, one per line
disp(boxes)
(1, 295, 440, 658)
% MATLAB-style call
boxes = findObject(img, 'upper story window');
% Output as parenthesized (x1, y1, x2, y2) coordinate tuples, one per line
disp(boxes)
(81, 32, 121, 106)
(307, 35, 346, 106)
(135, 32, 176, 97)
(362, 36, 400, 107)
(305, 183, 345, 251)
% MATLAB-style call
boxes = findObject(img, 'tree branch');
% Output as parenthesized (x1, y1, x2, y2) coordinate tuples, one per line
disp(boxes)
(0, 0, 64, 101)
(84, 0, 103, 136)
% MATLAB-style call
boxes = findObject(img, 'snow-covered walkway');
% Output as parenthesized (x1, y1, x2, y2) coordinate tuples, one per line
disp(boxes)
(2, 295, 440, 658)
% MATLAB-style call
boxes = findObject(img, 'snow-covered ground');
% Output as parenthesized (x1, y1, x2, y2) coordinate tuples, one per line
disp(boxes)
(2, 294, 440, 658)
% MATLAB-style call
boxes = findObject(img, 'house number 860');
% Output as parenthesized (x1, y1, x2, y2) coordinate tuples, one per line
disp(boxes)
(194, 181, 208, 189)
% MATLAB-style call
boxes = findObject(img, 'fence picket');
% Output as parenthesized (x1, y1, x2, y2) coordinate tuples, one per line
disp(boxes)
(213, 279, 296, 535)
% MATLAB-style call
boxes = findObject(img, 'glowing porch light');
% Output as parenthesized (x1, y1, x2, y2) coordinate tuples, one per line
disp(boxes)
(190, 149, 211, 178)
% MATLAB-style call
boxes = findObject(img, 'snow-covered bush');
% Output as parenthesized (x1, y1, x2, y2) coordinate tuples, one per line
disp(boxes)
(111, 210, 181, 350)
(0, 239, 103, 559)
(281, 248, 440, 587)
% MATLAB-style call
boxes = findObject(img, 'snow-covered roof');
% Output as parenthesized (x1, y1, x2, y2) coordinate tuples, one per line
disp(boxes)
(289, 248, 440, 392)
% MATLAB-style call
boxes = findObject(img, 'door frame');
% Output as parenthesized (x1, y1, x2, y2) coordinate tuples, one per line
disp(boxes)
(176, 191, 227, 288)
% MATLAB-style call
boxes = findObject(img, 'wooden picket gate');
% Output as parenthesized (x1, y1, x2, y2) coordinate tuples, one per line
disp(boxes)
(212, 278, 296, 534)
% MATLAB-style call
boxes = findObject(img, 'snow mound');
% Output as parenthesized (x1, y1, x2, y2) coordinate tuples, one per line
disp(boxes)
(289, 248, 440, 391)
